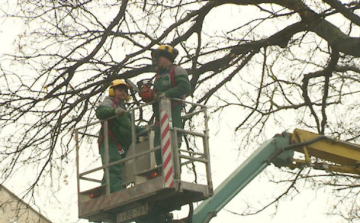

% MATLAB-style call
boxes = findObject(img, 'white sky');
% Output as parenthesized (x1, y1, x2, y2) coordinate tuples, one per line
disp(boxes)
(0, 2, 353, 223)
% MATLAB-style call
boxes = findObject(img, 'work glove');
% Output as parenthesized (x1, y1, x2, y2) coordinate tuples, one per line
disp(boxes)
(154, 92, 166, 101)
(114, 107, 127, 116)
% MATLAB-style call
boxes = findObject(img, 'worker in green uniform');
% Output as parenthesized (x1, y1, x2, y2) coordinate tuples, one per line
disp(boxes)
(149, 45, 191, 165)
(96, 79, 141, 193)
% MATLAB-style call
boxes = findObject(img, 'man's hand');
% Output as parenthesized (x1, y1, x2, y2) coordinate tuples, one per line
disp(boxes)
(155, 92, 166, 101)
(115, 107, 127, 116)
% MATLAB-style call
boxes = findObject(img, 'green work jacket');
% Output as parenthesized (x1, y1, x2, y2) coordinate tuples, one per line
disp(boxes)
(153, 64, 191, 117)
(154, 64, 191, 99)
(96, 96, 141, 152)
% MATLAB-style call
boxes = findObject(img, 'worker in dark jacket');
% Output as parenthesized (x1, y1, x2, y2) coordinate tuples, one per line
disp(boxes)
(148, 45, 191, 165)
(96, 79, 140, 193)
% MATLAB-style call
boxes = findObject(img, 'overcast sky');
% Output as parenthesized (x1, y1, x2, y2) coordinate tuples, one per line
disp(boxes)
(0, 2, 351, 223)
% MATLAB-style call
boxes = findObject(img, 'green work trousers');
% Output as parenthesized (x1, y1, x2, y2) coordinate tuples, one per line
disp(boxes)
(99, 142, 125, 193)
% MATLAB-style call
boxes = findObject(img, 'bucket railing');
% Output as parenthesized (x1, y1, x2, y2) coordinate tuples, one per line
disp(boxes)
(75, 97, 213, 211)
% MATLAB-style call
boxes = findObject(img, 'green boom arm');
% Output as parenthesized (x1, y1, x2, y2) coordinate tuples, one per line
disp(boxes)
(193, 129, 360, 223)
(192, 133, 294, 223)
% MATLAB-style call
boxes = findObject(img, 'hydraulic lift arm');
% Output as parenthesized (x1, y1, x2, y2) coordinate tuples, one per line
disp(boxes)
(192, 129, 360, 223)
(289, 129, 360, 174)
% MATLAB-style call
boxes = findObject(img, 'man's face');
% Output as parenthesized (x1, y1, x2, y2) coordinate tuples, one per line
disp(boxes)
(152, 50, 172, 69)
(114, 86, 128, 101)
(157, 56, 171, 69)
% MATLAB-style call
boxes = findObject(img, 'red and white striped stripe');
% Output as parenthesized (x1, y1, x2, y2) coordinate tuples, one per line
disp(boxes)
(160, 109, 174, 187)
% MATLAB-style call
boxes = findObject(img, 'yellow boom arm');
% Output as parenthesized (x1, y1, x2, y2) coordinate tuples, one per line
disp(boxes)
(288, 129, 360, 174)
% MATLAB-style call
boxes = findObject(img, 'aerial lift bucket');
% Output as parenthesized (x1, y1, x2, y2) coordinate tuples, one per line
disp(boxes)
(75, 97, 213, 223)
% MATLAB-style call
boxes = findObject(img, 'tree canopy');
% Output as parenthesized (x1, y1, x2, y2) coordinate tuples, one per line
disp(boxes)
(1, 0, 360, 221)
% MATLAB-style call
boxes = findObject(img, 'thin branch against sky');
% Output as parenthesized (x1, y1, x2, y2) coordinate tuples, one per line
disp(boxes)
(1, 0, 360, 222)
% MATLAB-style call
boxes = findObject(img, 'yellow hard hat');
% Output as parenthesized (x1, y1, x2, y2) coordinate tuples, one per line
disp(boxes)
(108, 79, 130, 100)
(151, 45, 179, 62)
